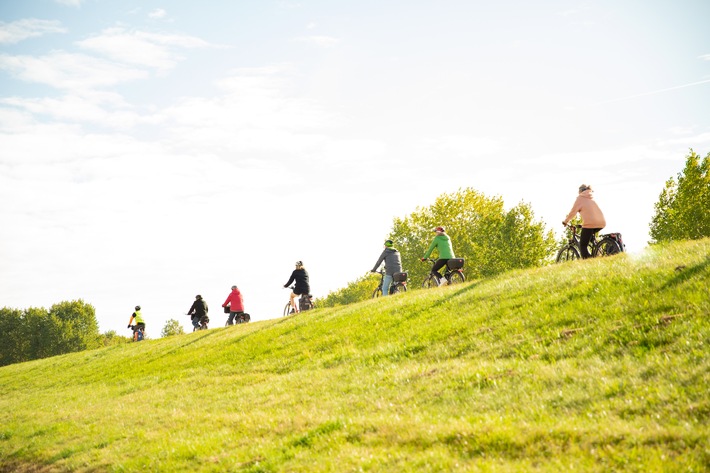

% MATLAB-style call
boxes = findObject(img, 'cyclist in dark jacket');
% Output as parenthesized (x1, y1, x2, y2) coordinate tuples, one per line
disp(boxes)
(284, 261, 310, 313)
(187, 295, 208, 330)
(371, 239, 402, 296)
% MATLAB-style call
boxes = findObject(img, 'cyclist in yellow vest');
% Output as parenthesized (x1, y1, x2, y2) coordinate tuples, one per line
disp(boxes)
(127, 305, 146, 341)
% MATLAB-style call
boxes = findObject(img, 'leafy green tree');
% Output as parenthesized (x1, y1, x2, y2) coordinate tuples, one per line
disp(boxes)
(161, 319, 185, 337)
(48, 300, 101, 355)
(318, 188, 556, 307)
(100, 330, 131, 346)
(0, 300, 101, 367)
(650, 149, 710, 243)
(390, 188, 556, 285)
(0, 308, 26, 366)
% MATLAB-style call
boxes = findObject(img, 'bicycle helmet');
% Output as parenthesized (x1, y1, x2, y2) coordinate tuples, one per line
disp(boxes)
(135, 305, 141, 311)
(195, 295, 202, 300)
(434, 226, 445, 233)
(384, 240, 393, 247)
(295, 260, 303, 267)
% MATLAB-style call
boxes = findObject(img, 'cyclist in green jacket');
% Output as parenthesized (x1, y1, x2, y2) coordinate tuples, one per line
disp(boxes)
(421, 226, 455, 283)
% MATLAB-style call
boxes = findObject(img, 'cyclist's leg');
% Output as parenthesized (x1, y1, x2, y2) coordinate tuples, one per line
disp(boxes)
(191, 317, 200, 330)
(431, 259, 448, 281)
(227, 312, 236, 325)
(579, 228, 601, 259)
(290, 291, 299, 312)
(382, 273, 393, 296)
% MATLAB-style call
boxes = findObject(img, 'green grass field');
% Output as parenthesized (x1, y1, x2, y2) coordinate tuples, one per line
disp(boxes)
(1, 239, 709, 472)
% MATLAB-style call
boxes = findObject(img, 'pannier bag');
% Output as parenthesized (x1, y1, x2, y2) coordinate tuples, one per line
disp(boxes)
(393, 272, 408, 282)
(200, 315, 210, 325)
(446, 258, 465, 270)
(607, 233, 626, 252)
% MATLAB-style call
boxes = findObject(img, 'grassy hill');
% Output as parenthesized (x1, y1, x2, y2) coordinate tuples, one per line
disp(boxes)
(1, 239, 708, 472)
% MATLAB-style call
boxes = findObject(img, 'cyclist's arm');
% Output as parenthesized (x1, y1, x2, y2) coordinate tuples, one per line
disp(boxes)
(563, 197, 582, 226)
(423, 239, 437, 259)
(284, 272, 296, 288)
(371, 251, 386, 272)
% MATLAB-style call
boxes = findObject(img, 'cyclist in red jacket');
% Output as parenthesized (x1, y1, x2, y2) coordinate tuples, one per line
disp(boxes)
(222, 285, 245, 325)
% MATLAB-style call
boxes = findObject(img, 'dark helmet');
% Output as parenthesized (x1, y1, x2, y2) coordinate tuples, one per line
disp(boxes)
(195, 295, 202, 300)
(135, 305, 141, 311)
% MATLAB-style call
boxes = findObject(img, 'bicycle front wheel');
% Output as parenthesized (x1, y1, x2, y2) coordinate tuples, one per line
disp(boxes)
(595, 237, 622, 257)
(556, 245, 580, 263)
(283, 302, 292, 317)
(448, 271, 465, 285)
(422, 274, 439, 289)
(372, 286, 382, 298)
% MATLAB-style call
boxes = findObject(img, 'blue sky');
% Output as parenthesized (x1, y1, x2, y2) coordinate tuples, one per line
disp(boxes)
(1, 0, 709, 335)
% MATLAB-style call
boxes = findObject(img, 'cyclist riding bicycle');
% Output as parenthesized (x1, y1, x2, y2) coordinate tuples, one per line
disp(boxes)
(562, 184, 606, 259)
(127, 305, 146, 341)
(284, 261, 310, 314)
(421, 226, 455, 283)
(222, 285, 245, 325)
(371, 239, 402, 297)
(187, 294, 209, 331)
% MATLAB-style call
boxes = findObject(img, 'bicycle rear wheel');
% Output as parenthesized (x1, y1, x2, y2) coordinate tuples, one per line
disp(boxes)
(595, 237, 622, 257)
(390, 283, 407, 294)
(556, 244, 580, 263)
(448, 271, 465, 285)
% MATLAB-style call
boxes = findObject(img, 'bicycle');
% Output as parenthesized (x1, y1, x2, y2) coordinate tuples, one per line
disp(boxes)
(371, 270, 408, 298)
(128, 324, 145, 342)
(191, 315, 209, 331)
(223, 306, 251, 326)
(283, 286, 315, 316)
(556, 224, 625, 262)
(421, 258, 465, 288)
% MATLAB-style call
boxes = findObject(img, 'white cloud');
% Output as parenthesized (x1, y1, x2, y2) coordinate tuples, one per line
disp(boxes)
(0, 51, 148, 90)
(699, 54, 710, 61)
(148, 9, 168, 19)
(54, 0, 84, 6)
(0, 19, 66, 44)
(425, 135, 502, 157)
(76, 27, 212, 71)
(292, 35, 340, 48)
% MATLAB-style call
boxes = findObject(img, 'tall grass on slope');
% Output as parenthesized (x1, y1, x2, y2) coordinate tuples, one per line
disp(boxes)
(1, 239, 708, 472)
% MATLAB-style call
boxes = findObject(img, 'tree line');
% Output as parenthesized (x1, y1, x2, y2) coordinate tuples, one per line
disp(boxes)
(0, 300, 130, 367)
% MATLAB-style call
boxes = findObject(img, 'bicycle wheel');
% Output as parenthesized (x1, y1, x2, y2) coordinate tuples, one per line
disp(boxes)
(372, 287, 382, 298)
(283, 302, 292, 317)
(422, 274, 439, 289)
(595, 237, 622, 257)
(555, 244, 580, 263)
(390, 283, 407, 294)
(448, 271, 465, 285)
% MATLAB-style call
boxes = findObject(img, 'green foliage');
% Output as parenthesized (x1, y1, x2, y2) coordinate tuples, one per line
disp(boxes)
(650, 149, 710, 242)
(0, 239, 708, 472)
(0, 300, 100, 366)
(316, 272, 379, 307)
(391, 188, 556, 285)
(99, 330, 131, 346)
(161, 319, 185, 337)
